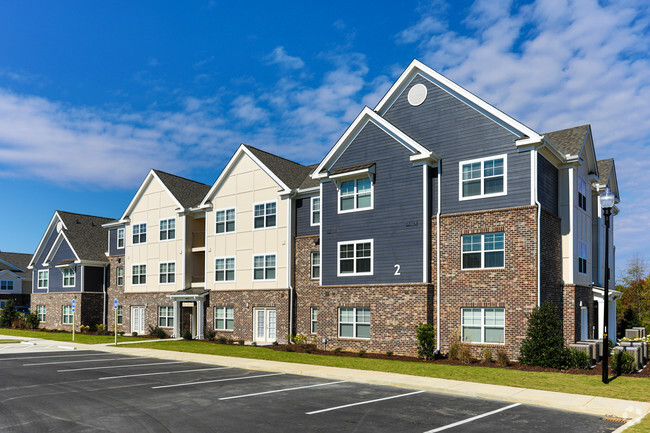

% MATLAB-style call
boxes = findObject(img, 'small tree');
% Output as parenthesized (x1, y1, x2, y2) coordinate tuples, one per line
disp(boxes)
(519, 302, 571, 369)
(0, 299, 18, 328)
(617, 307, 642, 339)
(416, 323, 436, 360)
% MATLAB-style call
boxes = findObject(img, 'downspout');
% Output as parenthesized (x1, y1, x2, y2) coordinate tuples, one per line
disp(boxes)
(532, 142, 546, 307)
(287, 190, 297, 344)
(102, 266, 107, 326)
(436, 160, 442, 351)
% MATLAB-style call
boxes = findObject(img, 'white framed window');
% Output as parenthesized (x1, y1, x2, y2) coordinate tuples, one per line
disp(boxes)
(338, 307, 370, 339)
(339, 178, 372, 212)
(116, 306, 123, 325)
(337, 240, 373, 276)
(254, 202, 276, 229)
(62, 268, 76, 287)
(578, 241, 588, 274)
(311, 307, 318, 334)
(215, 306, 234, 331)
(216, 208, 236, 234)
(462, 233, 505, 269)
(159, 218, 176, 241)
(132, 264, 146, 285)
(311, 251, 320, 279)
(117, 228, 125, 249)
(37, 305, 46, 322)
(578, 177, 588, 212)
(158, 306, 174, 327)
(215, 257, 235, 282)
(462, 308, 505, 344)
(159, 262, 175, 284)
(133, 223, 147, 244)
(311, 197, 321, 226)
(116, 267, 124, 286)
(253, 254, 276, 281)
(459, 155, 507, 200)
(0, 280, 13, 291)
(62, 305, 73, 325)
(38, 270, 49, 289)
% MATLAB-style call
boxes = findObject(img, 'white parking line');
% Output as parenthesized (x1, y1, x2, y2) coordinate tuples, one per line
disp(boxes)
(423, 403, 522, 433)
(24, 357, 141, 366)
(219, 380, 346, 400)
(152, 372, 285, 389)
(100, 366, 232, 380)
(306, 390, 426, 415)
(0, 353, 114, 361)
(58, 361, 184, 372)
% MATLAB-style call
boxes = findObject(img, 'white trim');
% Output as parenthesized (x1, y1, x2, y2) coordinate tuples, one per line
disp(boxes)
(214, 305, 234, 331)
(131, 263, 147, 286)
(158, 218, 176, 242)
(131, 222, 147, 245)
(568, 167, 575, 284)
(337, 178, 374, 214)
(252, 253, 278, 282)
(532, 149, 541, 307)
(336, 239, 374, 277)
(310, 196, 321, 227)
(120, 170, 185, 221)
(286, 196, 293, 288)
(43, 231, 82, 266)
(422, 164, 429, 283)
(158, 261, 176, 285)
(214, 207, 236, 235)
(310, 251, 320, 280)
(310, 306, 318, 334)
(214, 256, 236, 283)
(458, 154, 508, 201)
(460, 307, 505, 344)
(28, 212, 63, 269)
(252, 201, 278, 230)
(116, 227, 125, 249)
(319, 182, 323, 287)
(460, 232, 505, 270)
(62, 267, 76, 288)
(436, 160, 441, 351)
(337, 306, 370, 339)
(329, 166, 375, 181)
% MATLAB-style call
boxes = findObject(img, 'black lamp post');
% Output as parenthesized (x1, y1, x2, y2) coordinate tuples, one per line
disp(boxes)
(600, 187, 615, 384)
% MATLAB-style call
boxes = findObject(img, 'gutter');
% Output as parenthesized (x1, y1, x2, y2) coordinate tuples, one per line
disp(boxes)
(287, 189, 297, 344)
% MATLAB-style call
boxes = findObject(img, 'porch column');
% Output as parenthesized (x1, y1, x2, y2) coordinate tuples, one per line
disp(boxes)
(596, 297, 604, 339)
(196, 299, 204, 340)
(173, 300, 180, 338)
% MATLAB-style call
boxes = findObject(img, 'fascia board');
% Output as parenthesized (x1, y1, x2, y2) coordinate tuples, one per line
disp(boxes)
(295, 187, 320, 195)
(120, 170, 185, 221)
(101, 220, 126, 229)
(28, 212, 61, 268)
(0, 270, 23, 279)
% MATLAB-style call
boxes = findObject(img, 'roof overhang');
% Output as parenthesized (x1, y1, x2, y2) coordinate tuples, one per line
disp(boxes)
(592, 286, 622, 301)
(120, 170, 186, 221)
(0, 270, 24, 279)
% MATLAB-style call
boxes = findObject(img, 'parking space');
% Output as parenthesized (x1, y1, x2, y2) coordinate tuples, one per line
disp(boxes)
(0, 349, 622, 432)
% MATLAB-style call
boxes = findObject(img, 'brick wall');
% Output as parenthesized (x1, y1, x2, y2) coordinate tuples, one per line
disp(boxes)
(295, 235, 320, 337)
(562, 284, 596, 343)
(31, 292, 104, 331)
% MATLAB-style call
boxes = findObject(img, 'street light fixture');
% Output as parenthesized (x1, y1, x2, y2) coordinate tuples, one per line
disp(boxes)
(600, 187, 615, 384)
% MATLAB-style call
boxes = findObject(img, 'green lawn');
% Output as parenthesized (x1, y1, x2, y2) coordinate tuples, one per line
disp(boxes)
(0, 328, 143, 344)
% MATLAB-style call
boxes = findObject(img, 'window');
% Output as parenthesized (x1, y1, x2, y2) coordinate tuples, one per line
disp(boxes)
(311, 251, 320, 279)
(37, 305, 46, 322)
(338, 240, 372, 276)
(339, 178, 372, 212)
(311, 197, 321, 226)
(117, 228, 125, 249)
(254, 202, 276, 229)
(159, 262, 175, 284)
(158, 306, 174, 327)
(215, 257, 235, 282)
(38, 270, 49, 289)
(116, 306, 123, 325)
(160, 218, 176, 241)
(0, 281, 13, 291)
(578, 241, 588, 274)
(462, 308, 505, 344)
(311, 307, 318, 334)
(133, 223, 147, 244)
(578, 178, 588, 212)
(215, 306, 234, 330)
(462, 233, 504, 269)
(62, 268, 76, 287)
(460, 155, 506, 199)
(116, 267, 124, 286)
(216, 208, 236, 234)
(253, 254, 276, 280)
(339, 307, 370, 339)
(62, 305, 73, 325)
(132, 264, 146, 285)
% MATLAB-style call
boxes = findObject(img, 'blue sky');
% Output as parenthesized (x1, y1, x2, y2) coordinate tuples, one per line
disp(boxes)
(1, 0, 649, 275)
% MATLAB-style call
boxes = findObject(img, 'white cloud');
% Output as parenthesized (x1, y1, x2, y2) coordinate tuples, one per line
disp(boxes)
(265, 46, 305, 70)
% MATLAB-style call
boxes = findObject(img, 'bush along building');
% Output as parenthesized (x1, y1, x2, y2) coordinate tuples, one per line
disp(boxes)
(31, 59, 620, 358)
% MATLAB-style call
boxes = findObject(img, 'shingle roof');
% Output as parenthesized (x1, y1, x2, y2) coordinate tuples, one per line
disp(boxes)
(153, 170, 211, 209)
(330, 162, 376, 176)
(57, 211, 114, 263)
(597, 158, 614, 184)
(544, 125, 590, 157)
(298, 164, 320, 190)
(0, 252, 32, 273)
(244, 145, 315, 190)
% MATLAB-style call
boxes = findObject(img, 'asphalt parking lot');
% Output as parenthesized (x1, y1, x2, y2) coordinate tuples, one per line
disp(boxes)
(0, 343, 622, 432)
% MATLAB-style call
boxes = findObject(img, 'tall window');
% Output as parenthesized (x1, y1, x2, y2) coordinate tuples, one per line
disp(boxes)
(462, 233, 504, 269)
(132, 264, 146, 285)
(462, 308, 505, 344)
(311, 252, 320, 279)
(215, 306, 234, 330)
(339, 307, 370, 339)
(62, 305, 73, 324)
(158, 306, 174, 327)
(253, 254, 276, 280)
(215, 257, 235, 282)
(460, 155, 506, 199)
(311, 197, 321, 225)
(117, 228, 125, 248)
(62, 268, 76, 287)
(37, 305, 46, 322)
(578, 241, 588, 274)
(578, 178, 588, 212)
(338, 240, 372, 276)
(339, 178, 372, 212)
(160, 218, 176, 241)
(116, 306, 123, 325)
(311, 307, 318, 334)
(159, 262, 175, 284)
(116, 267, 124, 286)
(216, 208, 236, 234)
(0, 281, 13, 291)
(133, 223, 147, 244)
(254, 202, 276, 229)
(38, 270, 49, 289)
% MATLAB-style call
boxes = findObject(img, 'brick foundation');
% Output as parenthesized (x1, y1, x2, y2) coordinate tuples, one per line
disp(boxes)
(31, 292, 104, 331)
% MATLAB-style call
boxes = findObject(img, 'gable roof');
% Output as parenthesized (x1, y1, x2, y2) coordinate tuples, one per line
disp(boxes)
(55, 211, 114, 263)
(544, 125, 591, 158)
(0, 252, 31, 274)
(597, 158, 620, 200)
(297, 164, 320, 190)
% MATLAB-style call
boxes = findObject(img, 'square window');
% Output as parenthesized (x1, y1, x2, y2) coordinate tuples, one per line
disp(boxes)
(0, 280, 13, 291)
(160, 218, 176, 241)
(62, 268, 76, 287)
(460, 156, 506, 200)
(462, 307, 505, 344)
(215, 257, 235, 282)
(339, 178, 373, 212)
(253, 254, 276, 281)
(133, 223, 147, 244)
(62, 305, 73, 325)
(338, 307, 370, 339)
(159, 262, 175, 284)
(215, 306, 234, 330)
(462, 233, 505, 269)
(216, 208, 236, 234)
(38, 270, 49, 289)
(254, 202, 276, 229)
(158, 306, 174, 327)
(338, 240, 373, 276)
(132, 264, 146, 285)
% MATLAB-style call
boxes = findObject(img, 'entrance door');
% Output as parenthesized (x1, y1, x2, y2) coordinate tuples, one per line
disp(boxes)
(131, 306, 145, 335)
(253, 307, 276, 344)
(580, 307, 588, 341)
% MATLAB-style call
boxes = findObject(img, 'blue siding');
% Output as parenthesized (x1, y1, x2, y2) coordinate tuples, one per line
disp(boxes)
(108, 227, 125, 256)
(322, 122, 425, 286)
(48, 241, 81, 293)
(295, 195, 319, 237)
(32, 224, 59, 294)
(538, 154, 558, 216)
(382, 74, 531, 214)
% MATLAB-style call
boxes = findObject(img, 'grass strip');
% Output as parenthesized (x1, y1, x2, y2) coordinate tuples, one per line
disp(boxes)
(0, 328, 142, 344)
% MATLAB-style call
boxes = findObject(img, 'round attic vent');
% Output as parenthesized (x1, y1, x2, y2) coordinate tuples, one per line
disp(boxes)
(56, 221, 63, 233)
(407, 83, 427, 106)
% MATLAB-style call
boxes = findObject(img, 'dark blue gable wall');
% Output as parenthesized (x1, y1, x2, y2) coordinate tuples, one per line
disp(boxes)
(322, 121, 424, 286)
(32, 224, 61, 294)
(296, 196, 319, 237)
(108, 228, 125, 256)
(382, 74, 531, 214)
(49, 241, 81, 293)
(537, 154, 558, 216)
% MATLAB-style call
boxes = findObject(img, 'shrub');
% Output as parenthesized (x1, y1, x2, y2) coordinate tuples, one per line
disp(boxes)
(570, 349, 590, 370)
(182, 330, 192, 340)
(284, 346, 294, 352)
(448, 340, 460, 360)
(358, 350, 366, 357)
(132, 331, 138, 337)
(80, 325, 90, 333)
(24, 313, 40, 329)
(217, 336, 227, 344)
(251, 342, 257, 347)
(416, 323, 436, 360)
(205, 329, 216, 341)
(304, 348, 312, 354)
(457, 344, 472, 364)
(96, 324, 110, 335)
(148, 326, 166, 339)
(0, 299, 18, 327)
(519, 302, 571, 369)
(227, 338, 234, 345)
(611, 350, 637, 375)
(482, 348, 493, 363)
(11, 318, 26, 330)
(238, 340, 245, 345)
(386, 351, 394, 357)
(272, 341, 279, 346)
(496, 348, 510, 367)
(333, 347, 342, 354)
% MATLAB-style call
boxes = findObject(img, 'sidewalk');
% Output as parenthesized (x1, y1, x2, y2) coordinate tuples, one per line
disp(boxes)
(4, 335, 649, 426)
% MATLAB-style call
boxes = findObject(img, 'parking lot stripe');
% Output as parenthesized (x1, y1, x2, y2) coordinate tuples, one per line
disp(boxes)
(58, 361, 184, 372)
(423, 403, 522, 433)
(219, 380, 347, 400)
(99, 366, 232, 380)
(306, 390, 426, 415)
(152, 372, 285, 389)
(23, 357, 141, 366)
(0, 353, 114, 361)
